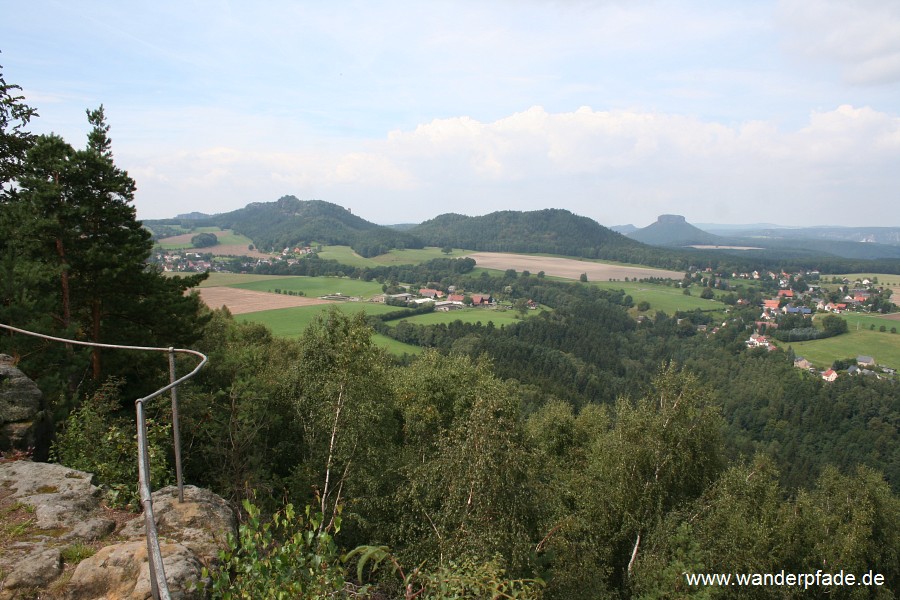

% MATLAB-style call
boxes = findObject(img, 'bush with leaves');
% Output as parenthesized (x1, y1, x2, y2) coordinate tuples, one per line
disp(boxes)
(51, 379, 172, 509)
(347, 545, 544, 600)
(204, 499, 346, 599)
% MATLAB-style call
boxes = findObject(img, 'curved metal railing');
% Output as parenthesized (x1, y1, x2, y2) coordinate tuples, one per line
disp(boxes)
(0, 323, 207, 600)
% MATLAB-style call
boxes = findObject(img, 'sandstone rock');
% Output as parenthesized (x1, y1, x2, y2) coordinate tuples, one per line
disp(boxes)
(0, 461, 111, 533)
(66, 540, 204, 600)
(0, 462, 232, 599)
(0, 548, 62, 597)
(122, 485, 237, 558)
(0, 357, 43, 451)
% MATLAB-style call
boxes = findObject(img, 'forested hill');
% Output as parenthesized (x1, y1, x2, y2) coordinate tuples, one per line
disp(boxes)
(409, 208, 657, 260)
(176, 196, 425, 257)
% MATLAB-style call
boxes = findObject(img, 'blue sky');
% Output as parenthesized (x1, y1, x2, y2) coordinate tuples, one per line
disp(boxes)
(2, 0, 899, 227)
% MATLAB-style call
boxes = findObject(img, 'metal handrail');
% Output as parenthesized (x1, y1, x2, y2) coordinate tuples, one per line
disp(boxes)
(0, 322, 207, 600)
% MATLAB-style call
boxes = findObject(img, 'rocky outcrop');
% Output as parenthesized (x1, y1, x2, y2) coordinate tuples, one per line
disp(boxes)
(0, 461, 235, 599)
(0, 354, 44, 453)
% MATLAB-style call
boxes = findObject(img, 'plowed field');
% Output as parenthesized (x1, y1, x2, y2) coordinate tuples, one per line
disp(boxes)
(196, 287, 333, 314)
(466, 253, 685, 280)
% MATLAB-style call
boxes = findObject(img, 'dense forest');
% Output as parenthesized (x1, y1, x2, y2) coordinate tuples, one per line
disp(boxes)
(146, 196, 426, 257)
(2, 66, 900, 598)
(157, 198, 900, 275)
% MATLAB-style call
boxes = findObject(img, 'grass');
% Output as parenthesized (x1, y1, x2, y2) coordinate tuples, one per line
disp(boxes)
(370, 247, 475, 265)
(825, 272, 900, 285)
(588, 280, 727, 315)
(464, 269, 715, 316)
(787, 327, 900, 371)
(231, 276, 385, 299)
(156, 229, 253, 250)
(236, 303, 422, 355)
(312, 245, 477, 267)
(3, 518, 34, 539)
(61, 543, 96, 564)
(385, 307, 546, 328)
(236, 302, 397, 336)
(372, 333, 423, 356)
(314, 245, 377, 267)
(195, 273, 293, 288)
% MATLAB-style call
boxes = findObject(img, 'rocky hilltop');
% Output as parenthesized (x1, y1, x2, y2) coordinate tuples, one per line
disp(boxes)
(627, 214, 722, 247)
(0, 360, 235, 599)
(0, 460, 235, 599)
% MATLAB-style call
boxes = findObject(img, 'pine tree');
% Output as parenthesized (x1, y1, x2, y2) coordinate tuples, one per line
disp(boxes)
(3, 104, 208, 395)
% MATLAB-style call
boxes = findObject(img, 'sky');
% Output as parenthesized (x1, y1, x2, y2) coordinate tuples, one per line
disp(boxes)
(2, 0, 899, 228)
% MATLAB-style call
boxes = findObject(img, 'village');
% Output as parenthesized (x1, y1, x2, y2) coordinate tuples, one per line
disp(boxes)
(740, 272, 897, 382)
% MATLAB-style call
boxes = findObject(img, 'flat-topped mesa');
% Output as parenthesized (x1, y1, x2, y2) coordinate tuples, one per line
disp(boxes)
(655, 214, 687, 225)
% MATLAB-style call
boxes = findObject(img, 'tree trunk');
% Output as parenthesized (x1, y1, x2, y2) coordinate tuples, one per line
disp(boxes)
(91, 298, 101, 380)
(55, 238, 70, 328)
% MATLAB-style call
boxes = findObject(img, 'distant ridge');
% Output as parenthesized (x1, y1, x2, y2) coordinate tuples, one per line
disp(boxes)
(146, 197, 900, 266)
(172, 196, 424, 258)
(628, 214, 722, 247)
(409, 208, 643, 259)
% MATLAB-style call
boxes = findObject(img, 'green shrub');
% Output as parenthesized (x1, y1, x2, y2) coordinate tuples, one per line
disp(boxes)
(204, 500, 346, 599)
(347, 546, 544, 599)
(51, 379, 173, 509)
(61, 543, 96, 564)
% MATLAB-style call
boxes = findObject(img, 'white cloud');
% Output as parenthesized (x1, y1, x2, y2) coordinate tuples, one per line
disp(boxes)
(127, 104, 900, 227)
(778, 0, 900, 85)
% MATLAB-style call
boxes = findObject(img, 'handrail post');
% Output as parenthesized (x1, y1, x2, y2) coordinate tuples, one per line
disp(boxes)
(0, 323, 206, 599)
(137, 399, 171, 600)
(168, 348, 184, 503)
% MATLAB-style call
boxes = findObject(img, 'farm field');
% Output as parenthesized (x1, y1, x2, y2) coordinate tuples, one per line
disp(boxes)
(236, 302, 398, 334)
(313, 245, 477, 267)
(826, 272, 900, 299)
(371, 247, 475, 265)
(196, 273, 291, 287)
(836, 312, 900, 330)
(156, 228, 254, 250)
(788, 328, 900, 371)
(589, 280, 727, 315)
(467, 252, 685, 281)
(314, 245, 376, 267)
(235, 303, 422, 355)
(385, 307, 545, 329)
(195, 287, 332, 315)
(232, 276, 385, 299)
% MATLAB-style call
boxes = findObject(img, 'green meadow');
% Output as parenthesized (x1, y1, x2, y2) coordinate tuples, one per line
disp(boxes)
(196, 273, 288, 287)
(788, 326, 900, 371)
(236, 303, 422, 355)
(312, 245, 476, 267)
(463, 267, 723, 316)
(385, 306, 546, 329)
(313, 245, 376, 267)
(591, 280, 727, 315)
(369, 247, 475, 265)
(157, 228, 253, 250)
(825, 272, 900, 286)
(231, 276, 385, 299)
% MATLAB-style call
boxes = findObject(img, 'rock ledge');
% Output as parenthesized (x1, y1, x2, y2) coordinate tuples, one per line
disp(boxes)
(0, 461, 235, 599)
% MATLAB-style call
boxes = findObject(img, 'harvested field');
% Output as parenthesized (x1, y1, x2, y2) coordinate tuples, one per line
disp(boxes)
(204, 244, 272, 258)
(465, 252, 685, 281)
(196, 287, 333, 315)
(158, 230, 272, 258)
